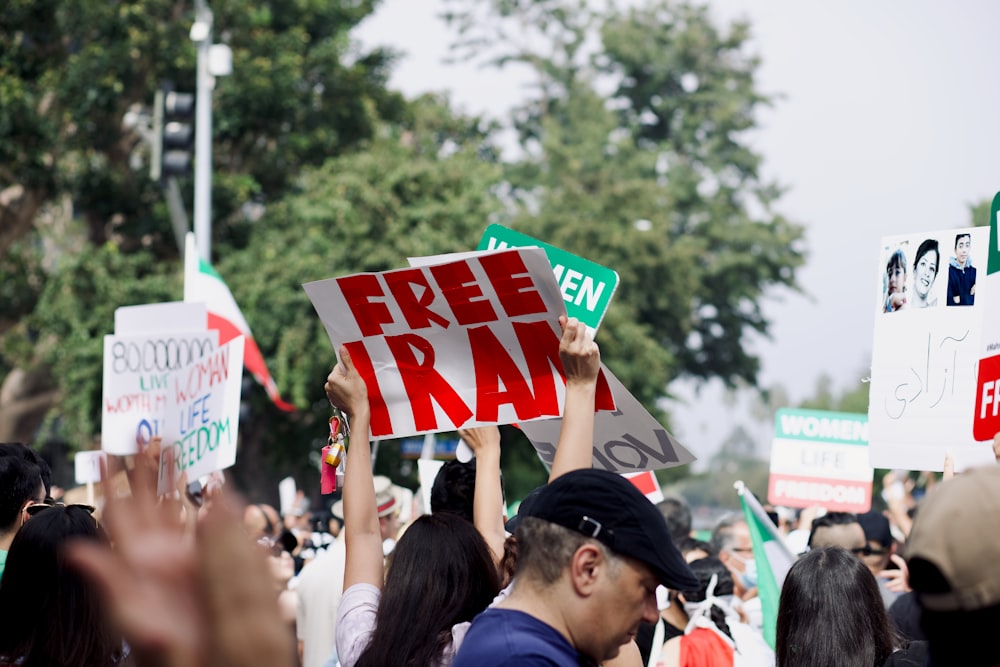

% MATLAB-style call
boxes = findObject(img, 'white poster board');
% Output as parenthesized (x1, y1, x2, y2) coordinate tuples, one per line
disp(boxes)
(101, 329, 218, 455)
(74, 451, 106, 484)
(868, 227, 997, 471)
(768, 408, 872, 512)
(156, 337, 245, 493)
(303, 248, 616, 439)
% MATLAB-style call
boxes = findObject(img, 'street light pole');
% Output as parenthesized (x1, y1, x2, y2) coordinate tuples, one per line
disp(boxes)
(191, 0, 214, 263)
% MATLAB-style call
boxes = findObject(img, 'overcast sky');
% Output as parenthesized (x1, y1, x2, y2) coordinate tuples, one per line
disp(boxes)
(354, 0, 1000, 463)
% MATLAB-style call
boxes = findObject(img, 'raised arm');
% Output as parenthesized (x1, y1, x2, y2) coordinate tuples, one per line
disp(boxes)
(548, 316, 601, 482)
(325, 345, 382, 592)
(458, 425, 506, 565)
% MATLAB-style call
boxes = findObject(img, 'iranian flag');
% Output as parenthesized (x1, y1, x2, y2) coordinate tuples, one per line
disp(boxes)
(736, 480, 795, 650)
(184, 233, 295, 411)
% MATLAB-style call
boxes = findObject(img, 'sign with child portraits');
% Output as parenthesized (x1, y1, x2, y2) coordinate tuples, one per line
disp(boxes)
(868, 226, 998, 471)
(303, 248, 617, 439)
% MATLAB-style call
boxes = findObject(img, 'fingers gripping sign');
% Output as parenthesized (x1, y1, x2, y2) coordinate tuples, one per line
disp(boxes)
(558, 316, 600, 387)
(325, 346, 370, 419)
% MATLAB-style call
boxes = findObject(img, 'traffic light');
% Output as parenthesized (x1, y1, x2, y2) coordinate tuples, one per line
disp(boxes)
(150, 88, 195, 181)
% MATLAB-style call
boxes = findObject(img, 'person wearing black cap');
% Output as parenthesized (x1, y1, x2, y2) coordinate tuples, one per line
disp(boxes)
(453, 468, 698, 667)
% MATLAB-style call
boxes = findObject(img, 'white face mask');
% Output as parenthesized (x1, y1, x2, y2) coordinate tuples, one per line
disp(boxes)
(732, 552, 758, 589)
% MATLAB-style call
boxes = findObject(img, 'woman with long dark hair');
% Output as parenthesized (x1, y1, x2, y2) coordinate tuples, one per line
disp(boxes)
(777, 547, 895, 667)
(0, 504, 129, 667)
(326, 346, 500, 667)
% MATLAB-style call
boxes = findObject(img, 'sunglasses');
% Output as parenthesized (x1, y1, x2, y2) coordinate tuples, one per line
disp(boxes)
(25, 502, 96, 517)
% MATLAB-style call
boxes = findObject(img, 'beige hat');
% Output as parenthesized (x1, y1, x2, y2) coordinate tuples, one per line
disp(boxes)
(331, 475, 401, 521)
(907, 464, 1000, 611)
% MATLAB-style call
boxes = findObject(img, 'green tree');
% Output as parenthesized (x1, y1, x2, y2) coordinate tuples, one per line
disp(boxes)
(0, 0, 403, 451)
(444, 0, 807, 419)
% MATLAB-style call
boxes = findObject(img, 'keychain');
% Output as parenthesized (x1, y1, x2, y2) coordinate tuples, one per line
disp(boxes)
(321, 408, 349, 494)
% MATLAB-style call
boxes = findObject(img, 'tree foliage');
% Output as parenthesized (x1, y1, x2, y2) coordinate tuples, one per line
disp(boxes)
(4, 0, 808, 496)
(444, 0, 807, 417)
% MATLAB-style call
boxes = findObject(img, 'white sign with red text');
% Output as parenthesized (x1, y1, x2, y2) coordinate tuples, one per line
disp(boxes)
(156, 337, 244, 494)
(768, 408, 872, 513)
(303, 248, 616, 439)
(101, 328, 218, 455)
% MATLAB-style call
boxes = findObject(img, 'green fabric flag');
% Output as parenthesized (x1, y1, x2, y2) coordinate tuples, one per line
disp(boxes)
(736, 481, 795, 650)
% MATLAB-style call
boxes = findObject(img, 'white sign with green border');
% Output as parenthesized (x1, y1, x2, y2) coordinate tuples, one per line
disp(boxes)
(478, 224, 619, 335)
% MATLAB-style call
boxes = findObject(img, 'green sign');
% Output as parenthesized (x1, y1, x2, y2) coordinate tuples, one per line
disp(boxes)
(478, 224, 620, 333)
(988, 191, 1000, 276)
(774, 408, 868, 445)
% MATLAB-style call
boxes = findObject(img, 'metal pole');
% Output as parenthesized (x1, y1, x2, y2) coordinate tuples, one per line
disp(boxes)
(193, 0, 213, 263)
(163, 177, 191, 255)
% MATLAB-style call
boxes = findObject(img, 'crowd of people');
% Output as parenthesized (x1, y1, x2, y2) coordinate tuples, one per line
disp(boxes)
(1, 317, 999, 667)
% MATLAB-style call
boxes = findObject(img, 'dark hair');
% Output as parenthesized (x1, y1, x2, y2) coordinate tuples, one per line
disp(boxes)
(0, 456, 41, 532)
(355, 512, 500, 667)
(0, 444, 51, 499)
(0, 505, 125, 667)
(913, 239, 940, 276)
(657, 496, 692, 543)
(807, 511, 859, 549)
(886, 249, 907, 275)
(777, 547, 895, 667)
(677, 536, 716, 560)
(682, 557, 735, 642)
(430, 459, 477, 523)
(955, 233, 971, 247)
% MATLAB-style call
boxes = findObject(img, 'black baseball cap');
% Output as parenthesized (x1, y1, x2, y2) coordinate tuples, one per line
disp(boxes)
(522, 468, 698, 590)
(857, 511, 893, 549)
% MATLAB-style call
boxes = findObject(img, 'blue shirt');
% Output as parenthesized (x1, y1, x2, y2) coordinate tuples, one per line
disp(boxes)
(452, 608, 591, 667)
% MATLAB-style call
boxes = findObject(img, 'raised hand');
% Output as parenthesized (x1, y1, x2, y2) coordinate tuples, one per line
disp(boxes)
(325, 345, 369, 419)
(558, 315, 600, 387)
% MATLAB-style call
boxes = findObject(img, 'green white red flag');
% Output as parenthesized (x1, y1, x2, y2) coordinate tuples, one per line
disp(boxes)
(184, 233, 295, 412)
(735, 480, 795, 650)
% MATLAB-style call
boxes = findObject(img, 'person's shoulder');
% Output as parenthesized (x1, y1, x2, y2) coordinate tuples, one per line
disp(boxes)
(881, 641, 929, 667)
(456, 609, 576, 667)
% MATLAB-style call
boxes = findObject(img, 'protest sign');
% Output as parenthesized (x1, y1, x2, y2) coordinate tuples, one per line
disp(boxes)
(114, 301, 207, 335)
(102, 328, 218, 455)
(768, 408, 872, 512)
(974, 193, 1000, 441)
(75, 451, 106, 485)
(303, 248, 615, 439)
(399, 435, 460, 459)
(155, 337, 244, 494)
(477, 224, 619, 335)
(623, 470, 664, 504)
(519, 364, 695, 472)
(868, 226, 997, 471)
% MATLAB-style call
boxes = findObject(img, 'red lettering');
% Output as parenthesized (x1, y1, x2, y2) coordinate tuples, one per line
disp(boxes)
(479, 251, 547, 318)
(339, 274, 394, 337)
(430, 261, 498, 326)
(385, 334, 473, 431)
(342, 341, 394, 437)
(469, 325, 542, 421)
(384, 268, 451, 331)
(512, 321, 562, 417)
(513, 320, 616, 412)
